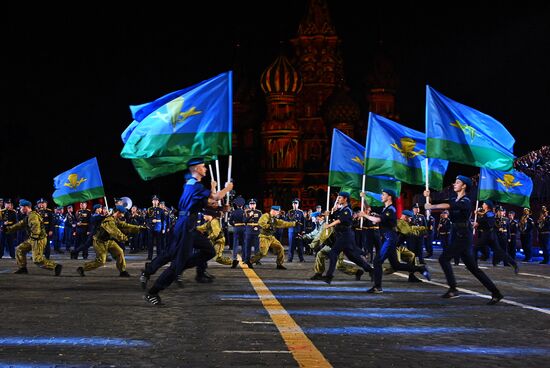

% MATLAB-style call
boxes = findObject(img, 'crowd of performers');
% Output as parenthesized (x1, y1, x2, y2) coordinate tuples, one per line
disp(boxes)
(2, 160, 550, 307)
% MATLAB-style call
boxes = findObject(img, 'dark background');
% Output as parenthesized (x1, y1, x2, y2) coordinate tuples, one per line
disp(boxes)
(3, 1, 549, 208)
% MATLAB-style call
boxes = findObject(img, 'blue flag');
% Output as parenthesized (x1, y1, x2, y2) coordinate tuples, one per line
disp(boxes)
(426, 85, 515, 170)
(365, 113, 449, 190)
(52, 157, 105, 207)
(329, 128, 400, 199)
(121, 71, 232, 180)
(479, 167, 533, 208)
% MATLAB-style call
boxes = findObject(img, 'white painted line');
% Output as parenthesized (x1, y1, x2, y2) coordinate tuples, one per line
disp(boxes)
(223, 350, 291, 354)
(519, 272, 550, 280)
(241, 321, 274, 324)
(391, 272, 550, 316)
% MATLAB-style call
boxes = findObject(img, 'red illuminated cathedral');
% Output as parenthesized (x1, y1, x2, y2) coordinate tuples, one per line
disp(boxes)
(231, 0, 401, 211)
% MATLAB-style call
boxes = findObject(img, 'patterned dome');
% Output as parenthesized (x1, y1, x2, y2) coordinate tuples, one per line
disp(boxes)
(260, 54, 303, 95)
(322, 85, 360, 124)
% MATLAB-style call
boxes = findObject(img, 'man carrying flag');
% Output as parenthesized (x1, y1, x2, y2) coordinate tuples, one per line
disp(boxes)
(141, 157, 233, 305)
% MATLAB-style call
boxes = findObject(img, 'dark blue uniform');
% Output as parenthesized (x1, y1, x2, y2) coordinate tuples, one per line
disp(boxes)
(325, 206, 373, 279)
(146, 177, 213, 293)
(75, 208, 92, 259)
(146, 206, 166, 259)
(538, 213, 550, 264)
(372, 205, 426, 289)
(438, 195, 500, 295)
(244, 208, 262, 263)
(0, 207, 17, 258)
(286, 208, 305, 262)
(229, 206, 246, 261)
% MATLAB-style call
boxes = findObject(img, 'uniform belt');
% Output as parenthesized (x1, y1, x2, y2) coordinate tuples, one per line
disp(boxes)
(365, 226, 379, 230)
(499, 229, 508, 232)
(439, 232, 448, 235)
(233, 223, 245, 226)
(247, 223, 259, 226)
(354, 228, 365, 230)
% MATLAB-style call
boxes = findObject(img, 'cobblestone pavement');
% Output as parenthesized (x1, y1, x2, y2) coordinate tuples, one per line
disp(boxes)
(0, 248, 549, 367)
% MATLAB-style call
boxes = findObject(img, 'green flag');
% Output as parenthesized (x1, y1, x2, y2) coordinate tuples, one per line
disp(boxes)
(479, 167, 533, 208)
(121, 71, 232, 180)
(426, 86, 515, 170)
(52, 157, 105, 207)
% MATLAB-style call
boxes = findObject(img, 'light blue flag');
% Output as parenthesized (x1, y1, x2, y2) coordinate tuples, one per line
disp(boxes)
(120, 71, 232, 180)
(365, 113, 449, 190)
(426, 85, 515, 170)
(479, 167, 533, 208)
(329, 128, 400, 199)
(52, 157, 105, 207)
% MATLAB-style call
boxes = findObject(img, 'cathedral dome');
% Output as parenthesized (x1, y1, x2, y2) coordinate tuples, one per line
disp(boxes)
(322, 85, 360, 124)
(260, 54, 303, 95)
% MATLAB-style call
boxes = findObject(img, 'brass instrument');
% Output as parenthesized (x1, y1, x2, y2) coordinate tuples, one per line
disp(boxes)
(519, 214, 529, 233)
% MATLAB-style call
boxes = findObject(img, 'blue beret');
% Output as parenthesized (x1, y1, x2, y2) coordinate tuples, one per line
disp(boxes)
(115, 205, 127, 213)
(233, 196, 245, 207)
(271, 205, 281, 211)
(338, 192, 350, 200)
(402, 210, 414, 217)
(310, 211, 321, 218)
(93, 204, 102, 210)
(19, 199, 32, 207)
(483, 199, 494, 208)
(186, 157, 205, 167)
(249, 198, 257, 204)
(382, 188, 397, 198)
(456, 175, 472, 189)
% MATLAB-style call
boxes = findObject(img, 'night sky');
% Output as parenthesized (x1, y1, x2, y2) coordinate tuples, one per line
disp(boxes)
(3, 2, 549, 208)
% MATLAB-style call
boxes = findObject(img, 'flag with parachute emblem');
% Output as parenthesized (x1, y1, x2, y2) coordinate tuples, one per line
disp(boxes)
(365, 113, 448, 190)
(426, 85, 515, 170)
(120, 71, 232, 180)
(479, 167, 533, 208)
(52, 157, 105, 206)
(329, 128, 400, 200)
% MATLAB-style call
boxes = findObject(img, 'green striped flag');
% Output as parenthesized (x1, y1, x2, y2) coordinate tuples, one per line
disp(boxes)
(365, 113, 449, 190)
(52, 157, 105, 207)
(426, 85, 515, 170)
(329, 128, 400, 200)
(479, 167, 533, 208)
(121, 71, 232, 180)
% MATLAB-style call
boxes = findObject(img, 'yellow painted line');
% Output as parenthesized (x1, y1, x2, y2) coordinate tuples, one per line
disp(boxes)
(240, 264, 332, 368)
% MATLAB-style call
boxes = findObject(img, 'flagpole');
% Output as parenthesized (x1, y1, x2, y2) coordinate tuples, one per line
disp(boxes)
(225, 155, 233, 222)
(424, 157, 431, 221)
(325, 186, 331, 215)
(103, 196, 110, 212)
(360, 174, 366, 227)
(473, 169, 481, 235)
(209, 163, 216, 199)
(325, 185, 330, 235)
